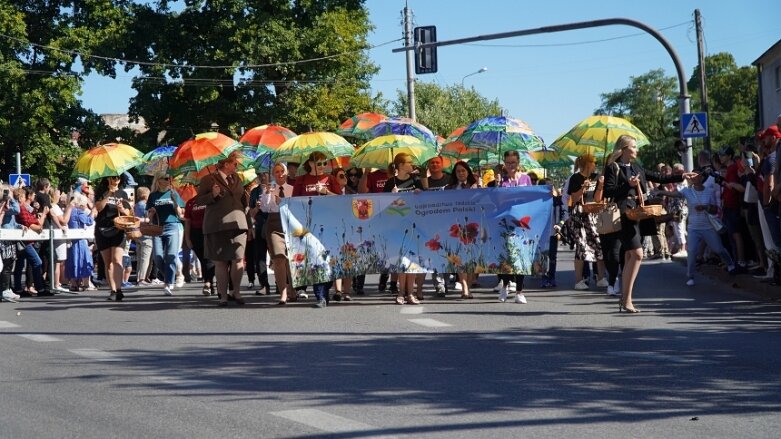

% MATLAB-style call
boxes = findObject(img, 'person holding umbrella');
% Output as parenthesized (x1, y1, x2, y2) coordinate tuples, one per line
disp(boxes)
(196, 151, 249, 306)
(94, 174, 133, 301)
(602, 135, 696, 313)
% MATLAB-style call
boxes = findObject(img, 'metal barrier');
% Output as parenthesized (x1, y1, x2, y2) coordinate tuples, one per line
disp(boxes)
(0, 224, 94, 294)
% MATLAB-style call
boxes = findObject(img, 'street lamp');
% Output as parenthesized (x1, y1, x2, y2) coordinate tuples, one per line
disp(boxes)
(461, 67, 488, 87)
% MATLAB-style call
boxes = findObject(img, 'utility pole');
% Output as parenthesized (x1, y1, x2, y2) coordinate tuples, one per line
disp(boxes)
(403, 1, 416, 121)
(695, 9, 710, 151)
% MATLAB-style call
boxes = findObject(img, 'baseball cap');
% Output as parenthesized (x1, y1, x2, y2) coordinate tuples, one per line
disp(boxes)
(718, 146, 735, 157)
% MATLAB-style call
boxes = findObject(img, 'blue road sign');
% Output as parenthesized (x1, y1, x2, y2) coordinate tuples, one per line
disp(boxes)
(9, 173, 31, 188)
(681, 113, 707, 138)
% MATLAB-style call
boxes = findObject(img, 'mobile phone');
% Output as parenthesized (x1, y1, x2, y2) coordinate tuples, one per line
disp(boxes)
(2, 189, 8, 200)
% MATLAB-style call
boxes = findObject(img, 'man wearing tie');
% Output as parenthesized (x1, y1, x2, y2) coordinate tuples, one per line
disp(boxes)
(196, 151, 249, 306)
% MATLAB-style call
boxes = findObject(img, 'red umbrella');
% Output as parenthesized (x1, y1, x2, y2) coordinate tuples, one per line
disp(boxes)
(169, 132, 241, 176)
(239, 124, 297, 154)
(336, 112, 386, 139)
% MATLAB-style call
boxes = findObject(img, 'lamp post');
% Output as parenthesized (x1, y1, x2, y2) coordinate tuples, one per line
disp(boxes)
(461, 67, 488, 87)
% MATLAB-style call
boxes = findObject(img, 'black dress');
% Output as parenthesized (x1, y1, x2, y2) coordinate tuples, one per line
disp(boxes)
(602, 161, 683, 250)
(95, 190, 128, 251)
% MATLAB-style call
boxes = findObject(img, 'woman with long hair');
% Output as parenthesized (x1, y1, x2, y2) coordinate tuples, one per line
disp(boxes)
(566, 153, 606, 291)
(602, 135, 696, 313)
(445, 161, 478, 298)
(147, 175, 185, 296)
(384, 152, 424, 305)
(94, 174, 132, 301)
(259, 162, 295, 304)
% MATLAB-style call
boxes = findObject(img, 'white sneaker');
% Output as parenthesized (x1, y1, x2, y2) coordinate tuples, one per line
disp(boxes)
(498, 285, 508, 302)
(514, 293, 527, 304)
(686, 278, 695, 286)
(574, 280, 589, 290)
(508, 281, 516, 291)
(164, 285, 174, 296)
(493, 281, 502, 292)
(596, 278, 609, 288)
(606, 285, 615, 296)
(175, 280, 185, 288)
(151, 279, 164, 285)
(2, 290, 19, 302)
(454, 283, 463, 291)
(297, 291, 309, 300)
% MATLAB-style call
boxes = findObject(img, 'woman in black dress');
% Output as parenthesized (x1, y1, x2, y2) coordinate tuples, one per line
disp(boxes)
(94, 175, 132, 301)
(602, 135, 695, 313)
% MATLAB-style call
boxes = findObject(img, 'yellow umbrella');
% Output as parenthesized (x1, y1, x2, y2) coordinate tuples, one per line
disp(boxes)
(72, 143, 144, 181)
(552, 115, 650, 159)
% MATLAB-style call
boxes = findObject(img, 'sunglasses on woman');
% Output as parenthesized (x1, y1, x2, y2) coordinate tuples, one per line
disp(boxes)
(315, 160, 328, 166)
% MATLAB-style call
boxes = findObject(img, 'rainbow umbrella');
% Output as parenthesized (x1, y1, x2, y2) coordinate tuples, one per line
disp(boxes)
(136, 145, 177, 176)
(336, 112, 386, 139)
(458, 115, 546, 154)
(440, 126, 499, 167)
(271, 132, 355, 164)
(368, 118, 437, 146)
(174, 183, 197, 203)
(351, 135, 438, 169)
(551, 115, 650, 160)
(239, 124, 297, 154)
(72, 143, 144, 181)
(169, 132, 241, 176)
(178, 150, 257, 185)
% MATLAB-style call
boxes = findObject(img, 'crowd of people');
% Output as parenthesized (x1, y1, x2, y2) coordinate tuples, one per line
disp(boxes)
(3, 117, 781, 312)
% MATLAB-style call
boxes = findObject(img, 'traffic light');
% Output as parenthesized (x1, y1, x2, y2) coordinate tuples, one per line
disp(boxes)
(414, 26, 437, 75)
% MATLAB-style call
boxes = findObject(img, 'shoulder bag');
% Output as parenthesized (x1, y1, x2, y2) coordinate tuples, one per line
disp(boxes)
(595, 200, 622, 235)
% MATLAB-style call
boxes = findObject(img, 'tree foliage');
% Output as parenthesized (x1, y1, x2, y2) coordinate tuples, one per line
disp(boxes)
(387, 82, 504, 137)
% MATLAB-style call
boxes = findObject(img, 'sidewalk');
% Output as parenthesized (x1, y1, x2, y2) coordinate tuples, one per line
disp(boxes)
(670, 253, 781, 302)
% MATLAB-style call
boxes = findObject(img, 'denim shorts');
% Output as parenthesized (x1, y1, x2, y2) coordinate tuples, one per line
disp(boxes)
(122, 255, 131, 269)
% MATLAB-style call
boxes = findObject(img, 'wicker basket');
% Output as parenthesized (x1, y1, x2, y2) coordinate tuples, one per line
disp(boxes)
(626, 204, 664, 221)
(113, 216, 140, 231)
(139, 213, 163, 236)
(625, 183, 664, 221)
(581, 202, 607, 214)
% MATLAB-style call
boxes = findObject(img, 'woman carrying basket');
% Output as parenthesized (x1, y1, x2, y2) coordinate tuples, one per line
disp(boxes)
(602, 135, 696, 313)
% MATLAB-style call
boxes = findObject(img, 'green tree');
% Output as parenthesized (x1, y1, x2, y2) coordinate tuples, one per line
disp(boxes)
(122, 0, 379, 147)
(387, 82, 504, 137)
(0, 0, 129, 185)
(596, 69, 680, 167)
(688, 52, 757, 148)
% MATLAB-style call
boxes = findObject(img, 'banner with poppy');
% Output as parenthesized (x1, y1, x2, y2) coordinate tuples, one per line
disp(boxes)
(280, 187, 552, 287)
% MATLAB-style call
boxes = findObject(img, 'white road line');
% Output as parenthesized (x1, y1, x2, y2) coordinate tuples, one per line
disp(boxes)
(17, 334, 62, 342)
(271, 409, 394, 437)
(613, 351, 715, 364)
(68, 349, 122, 362)
(0, 321, 20, 329)
(399, 306, 424, 314)
(407, 318, 452, 328)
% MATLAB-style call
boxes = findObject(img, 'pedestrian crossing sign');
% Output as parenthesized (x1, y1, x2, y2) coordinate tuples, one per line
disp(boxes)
(8, 173, 30, 188)
(681, 112, 707, 138)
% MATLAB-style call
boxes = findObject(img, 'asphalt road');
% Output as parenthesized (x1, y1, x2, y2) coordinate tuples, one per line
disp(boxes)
(1, 248, 780, 438)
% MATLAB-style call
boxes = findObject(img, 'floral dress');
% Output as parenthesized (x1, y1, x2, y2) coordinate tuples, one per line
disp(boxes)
(567, 172, 603, 262)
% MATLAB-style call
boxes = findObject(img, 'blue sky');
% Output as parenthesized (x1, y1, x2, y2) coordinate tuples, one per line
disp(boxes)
(80, 0, 779, 143)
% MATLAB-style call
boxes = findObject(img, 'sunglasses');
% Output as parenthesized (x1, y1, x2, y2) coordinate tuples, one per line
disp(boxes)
(315, 160, 328, 166)
(348, 173, 358, 177)
(160, 177, 170, 181)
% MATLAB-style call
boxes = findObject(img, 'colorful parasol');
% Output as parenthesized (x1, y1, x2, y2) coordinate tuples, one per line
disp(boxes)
(169, 132, 242, 176)
(136, 145, 177, 176)
(551, 115, 650, 159)
(351, 135, 438, 169)
(368, 118, 437, 146)
(336, 112, 386, 139)
(174, 183, 198, 203)
(72, 143, 145, 181)
(458, 115, 546, 154)
(239, 124, 297, 154)
(271, 132, 355, 164)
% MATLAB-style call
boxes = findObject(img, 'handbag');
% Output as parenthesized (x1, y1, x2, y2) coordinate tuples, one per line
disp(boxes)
(595, 202, 622, 234)
(98, 226, 121, 238)
(707, 213, 726, 234)
(744, 181, 759, 203)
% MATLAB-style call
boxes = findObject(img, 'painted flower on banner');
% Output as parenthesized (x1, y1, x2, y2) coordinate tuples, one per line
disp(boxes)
(425, 235, 442, 251)
(293, 253, 306, 263)
(449, 222, 480, 244)
(517, 215, 532, 230)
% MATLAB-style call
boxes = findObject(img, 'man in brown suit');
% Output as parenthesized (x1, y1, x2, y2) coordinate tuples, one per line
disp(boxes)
(195, 151, 249, 306)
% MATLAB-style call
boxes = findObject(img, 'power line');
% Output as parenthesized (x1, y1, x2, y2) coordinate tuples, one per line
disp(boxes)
(0, 32, 402, 70)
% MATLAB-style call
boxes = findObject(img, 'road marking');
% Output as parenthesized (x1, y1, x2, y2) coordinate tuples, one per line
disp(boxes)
(407, 318, 451, 328)
(17, 334, 62, 342)
(399, 306, 424, 314)
(149, 375, 214, 387)
(613, 351, 715, 364)
(0, 321, 20, 329)
(271, 409, 393, 437)
(68, 349, 122, 362)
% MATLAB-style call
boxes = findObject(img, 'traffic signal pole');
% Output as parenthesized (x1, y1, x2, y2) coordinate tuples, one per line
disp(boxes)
(393, 17, 694, 170)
